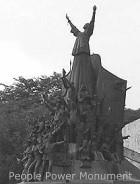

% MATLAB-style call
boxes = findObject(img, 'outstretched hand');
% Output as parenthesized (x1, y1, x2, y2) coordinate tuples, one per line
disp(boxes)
(93, 5, 97, 12)
(66, 14, 70, 21)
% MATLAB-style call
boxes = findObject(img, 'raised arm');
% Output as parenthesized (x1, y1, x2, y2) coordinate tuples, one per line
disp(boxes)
(87, 6, 97, 36)
(66, 14, 80, 37)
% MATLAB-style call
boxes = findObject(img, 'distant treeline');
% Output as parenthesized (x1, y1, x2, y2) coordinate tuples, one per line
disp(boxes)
(124, 108, 140, 125)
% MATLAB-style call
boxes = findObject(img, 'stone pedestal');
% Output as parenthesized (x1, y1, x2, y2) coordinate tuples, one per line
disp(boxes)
(23, 179, 140, 184)
(19, 159, 140, 184)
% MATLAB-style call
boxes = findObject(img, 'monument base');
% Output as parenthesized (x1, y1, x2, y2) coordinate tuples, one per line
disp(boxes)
(19, 160, 140, 184)
(21, 179, 140, 184)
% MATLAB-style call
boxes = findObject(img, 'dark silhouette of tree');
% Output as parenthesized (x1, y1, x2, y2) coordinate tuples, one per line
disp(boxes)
(124, 108, 140, 125)
(0, 72, 62, 184)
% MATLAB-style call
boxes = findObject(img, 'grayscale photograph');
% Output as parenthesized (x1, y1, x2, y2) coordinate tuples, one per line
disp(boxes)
(0, 0, 140, 184)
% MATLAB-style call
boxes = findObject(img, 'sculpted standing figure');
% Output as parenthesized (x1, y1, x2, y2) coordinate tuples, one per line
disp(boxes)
(66, 6, 97, 97)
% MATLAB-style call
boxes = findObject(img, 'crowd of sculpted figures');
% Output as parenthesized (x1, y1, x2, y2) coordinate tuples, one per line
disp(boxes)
(19, 5, 130, 182)
(19, 70, 129, 182)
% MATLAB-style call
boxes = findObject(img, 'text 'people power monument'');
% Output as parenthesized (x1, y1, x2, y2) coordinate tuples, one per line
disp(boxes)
(17, 6, 140, 184)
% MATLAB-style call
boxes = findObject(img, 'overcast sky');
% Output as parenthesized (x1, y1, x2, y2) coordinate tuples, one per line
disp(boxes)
(0, 0, 140, 109)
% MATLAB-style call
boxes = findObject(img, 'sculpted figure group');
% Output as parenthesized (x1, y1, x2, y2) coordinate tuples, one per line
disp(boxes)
(19, 72, 129, 182)
(19, 5, 130, 182)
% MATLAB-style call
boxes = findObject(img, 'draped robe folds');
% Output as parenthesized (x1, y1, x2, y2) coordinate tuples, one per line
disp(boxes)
(69, 19, 96, 98)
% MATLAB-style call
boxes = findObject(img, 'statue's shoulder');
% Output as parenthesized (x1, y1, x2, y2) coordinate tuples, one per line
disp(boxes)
(91, 53, 101, 62)
(90, 53, 102, 73)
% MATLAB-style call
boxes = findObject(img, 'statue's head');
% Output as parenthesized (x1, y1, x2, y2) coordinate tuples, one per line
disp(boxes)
(86, 104, 92, 110)
(93, 94, 98, 100)
(83, 23, 90, 30)
(92, 133, 97, 140)
(105, 136, 110, 143)
(71, 102, 77, 110)
(48, 133, 54, 143)
(80, 84, 87, 91)
(71, 82, 74, 86)
(32, 137, 37, 145)
(45, 120, 51, 129)
(80, 121, 85, 128)
(26, 140, 32, 146)
(38, 116, 45, 123)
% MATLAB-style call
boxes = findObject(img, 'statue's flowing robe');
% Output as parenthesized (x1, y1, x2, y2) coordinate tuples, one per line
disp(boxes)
(69, 22, 96, 97)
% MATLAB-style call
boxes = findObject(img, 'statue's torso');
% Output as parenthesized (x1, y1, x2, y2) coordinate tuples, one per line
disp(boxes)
(72, 32, 90, 56)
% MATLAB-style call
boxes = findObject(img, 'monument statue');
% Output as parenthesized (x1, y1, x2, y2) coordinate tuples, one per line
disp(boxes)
(17, 5, 140, 183)
(66, 6, 97, 98)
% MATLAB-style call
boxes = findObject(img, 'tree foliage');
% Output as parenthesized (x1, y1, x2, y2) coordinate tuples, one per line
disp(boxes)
(124, 108, 140, 125)
(0, 72, 62, 184)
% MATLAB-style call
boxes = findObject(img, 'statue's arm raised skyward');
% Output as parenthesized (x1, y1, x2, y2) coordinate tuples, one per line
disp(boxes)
(87, 5, 97, 36)
(66, 14, 80, 37)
